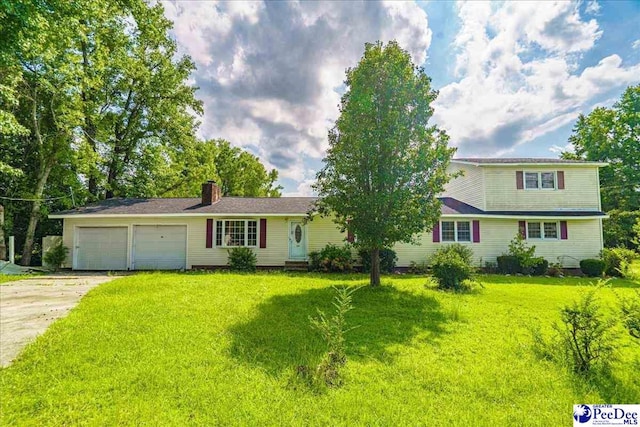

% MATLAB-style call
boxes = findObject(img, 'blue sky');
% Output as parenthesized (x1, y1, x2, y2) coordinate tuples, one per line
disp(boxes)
(162, 0, 640, 195)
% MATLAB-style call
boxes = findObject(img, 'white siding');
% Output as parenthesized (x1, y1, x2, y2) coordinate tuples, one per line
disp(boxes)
(483, 166, 601, 211)
(63, 215, 348, 269)
(392, 218, 602, 268)
(442, 163, 485, 209)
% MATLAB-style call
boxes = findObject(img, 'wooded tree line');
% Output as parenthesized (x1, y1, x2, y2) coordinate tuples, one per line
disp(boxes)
(0, 0, 280, 265)
(563, 84, 640, 250)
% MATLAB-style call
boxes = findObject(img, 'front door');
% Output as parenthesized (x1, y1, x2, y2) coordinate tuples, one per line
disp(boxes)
(289, 221, 307, 260)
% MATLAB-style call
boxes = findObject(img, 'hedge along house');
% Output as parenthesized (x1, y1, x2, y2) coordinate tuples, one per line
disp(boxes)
(49, 158, 608, 270)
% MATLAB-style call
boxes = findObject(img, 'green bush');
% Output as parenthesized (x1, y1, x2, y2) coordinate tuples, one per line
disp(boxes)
(547, 262, 563, 277)
(43, 243, 68, 272)
(408, 260, 429, 274)
(430, 246, 474, 291)
(619, 289, 640, 340)
(601, 247, 638, 277)
(496, 255, 520, 274)
(527, 257, 549, 276)
(309, 244, 353, 272)
(358, 248, 398, 273)
(580, 259, 606, 277)
(227, 247, 257, 272)
(498, 236, 548, 275)
(307, 286, 359, 388)
(532, 287, 616, 375)
(556, 290, 616, 374)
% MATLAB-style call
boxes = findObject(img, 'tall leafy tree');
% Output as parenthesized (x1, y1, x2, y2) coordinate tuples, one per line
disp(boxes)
(1, 0, 83, 265)
(563, 84, 640, 249)
(314, 41, 456, 286)
(73, 1, 203, 199)
(211, 139, 282, 197)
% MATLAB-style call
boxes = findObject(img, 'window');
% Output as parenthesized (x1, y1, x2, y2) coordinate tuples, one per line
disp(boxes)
(541, 172, 555, 189)
(441, 221, 471, 242)
(525, 171, 556, 190)
(525, 172, 539, 189)
(527, 221, 558, 240)
(217, 220, 258, 247)
(544, 222, 558, 239)
(441, 221, 455, 242)
(527, 222, 541, 239)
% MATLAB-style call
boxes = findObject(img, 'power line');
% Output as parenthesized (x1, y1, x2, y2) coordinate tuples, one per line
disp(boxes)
(0, 195, 68, 202)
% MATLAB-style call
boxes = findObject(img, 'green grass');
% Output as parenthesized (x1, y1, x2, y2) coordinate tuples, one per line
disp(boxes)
(0, 274, 40, 285)
(1, 272, 639, 426)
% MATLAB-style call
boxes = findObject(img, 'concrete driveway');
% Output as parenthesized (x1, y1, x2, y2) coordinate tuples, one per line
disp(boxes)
(0, 273, 117, 367)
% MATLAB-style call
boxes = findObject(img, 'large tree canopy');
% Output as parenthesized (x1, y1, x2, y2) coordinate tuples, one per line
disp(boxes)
(563, 84, 640, 249)
(314, 41, 456, 286)
(0, 0, 280, 265)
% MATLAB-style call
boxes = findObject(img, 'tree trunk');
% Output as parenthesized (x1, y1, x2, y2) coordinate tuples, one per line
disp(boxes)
(370, 247, 381, 287)
(21, 161, 53, 266)
(80, 35, 99, 199)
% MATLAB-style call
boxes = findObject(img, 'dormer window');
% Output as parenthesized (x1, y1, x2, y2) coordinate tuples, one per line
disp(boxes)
(524, 172, 556, 190)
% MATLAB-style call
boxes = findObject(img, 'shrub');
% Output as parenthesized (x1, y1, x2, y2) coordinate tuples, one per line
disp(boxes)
(496, 255, 520, 274)
(43, 243, 68, 272)
(547, 262, 563, 277)
(430, 246, 474, 291)
(408, 260, 428, 274)
(527, 257, 549, 276)
(619, 289, 640, 340)
(439, 243, 474, 264)
(498, 235, 548, 275)
(580, 259, 606, 277)
(508, 234, 536, 269)
(533, 287, 616, 375)
(309, 244, 353, 272)
(483, 260, 498, 274)
(556, 290, 617, 374)
(601, 247, 638, 277)
(227, 247, 257, 272)
(358, 248, 398, 273)
(306, 286, 359, 388)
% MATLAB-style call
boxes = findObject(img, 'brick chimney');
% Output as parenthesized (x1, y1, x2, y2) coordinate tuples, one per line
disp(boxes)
(202, 181, 221, 205)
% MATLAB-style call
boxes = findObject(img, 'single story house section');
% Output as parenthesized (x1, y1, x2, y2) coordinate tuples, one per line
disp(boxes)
(50, 157, 608, 271)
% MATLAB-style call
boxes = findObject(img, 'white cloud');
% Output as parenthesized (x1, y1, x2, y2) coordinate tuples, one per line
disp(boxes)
(434, 0, 639, 155)
(161, 1, 431, 182)
(633, 39, 640, 50)
(282, 178, 317, 197)
(585, 0, 601, 15)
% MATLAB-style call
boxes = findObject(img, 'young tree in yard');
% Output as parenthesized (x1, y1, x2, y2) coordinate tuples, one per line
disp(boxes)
(314, 41, 456, 286)
(563, 84, 640, 249)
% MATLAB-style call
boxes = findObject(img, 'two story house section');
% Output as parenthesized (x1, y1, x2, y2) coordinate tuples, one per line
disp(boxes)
(394, 158, 607, 268)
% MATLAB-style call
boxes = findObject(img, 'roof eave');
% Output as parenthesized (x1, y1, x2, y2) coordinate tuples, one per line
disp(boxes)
(451, 160, 609, 167)
(49, 212, 315, 219)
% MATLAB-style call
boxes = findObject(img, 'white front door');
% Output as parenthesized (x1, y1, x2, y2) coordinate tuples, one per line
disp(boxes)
(288, 221, 307, 260)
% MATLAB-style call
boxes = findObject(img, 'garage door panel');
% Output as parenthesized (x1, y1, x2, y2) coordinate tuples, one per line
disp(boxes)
(76, 227, 128, 270)
(133, 225, 186, 270)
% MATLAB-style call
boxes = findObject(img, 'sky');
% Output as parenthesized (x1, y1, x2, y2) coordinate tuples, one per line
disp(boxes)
(160, 0, 640, 196)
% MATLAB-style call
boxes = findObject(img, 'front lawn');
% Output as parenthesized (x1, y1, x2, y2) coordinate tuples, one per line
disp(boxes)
(1, 272, 638, 425)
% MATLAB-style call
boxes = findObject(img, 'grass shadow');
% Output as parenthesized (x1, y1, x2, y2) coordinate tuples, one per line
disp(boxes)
(228, 284, 451, 375)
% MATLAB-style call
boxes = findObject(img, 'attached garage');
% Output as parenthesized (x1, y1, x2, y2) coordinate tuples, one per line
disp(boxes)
(75, 227, 128, 270)
(132, 225, 187, 270)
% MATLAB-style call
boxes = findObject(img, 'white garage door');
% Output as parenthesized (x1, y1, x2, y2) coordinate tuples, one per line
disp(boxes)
(132, 225, 187, 270)
(76, 227, 128, 270)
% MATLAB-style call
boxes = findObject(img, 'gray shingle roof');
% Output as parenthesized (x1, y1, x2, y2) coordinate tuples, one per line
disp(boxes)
(51, 197, 318, 216)
(50, 196, 606, 218)
(454, 158, 604, 165)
